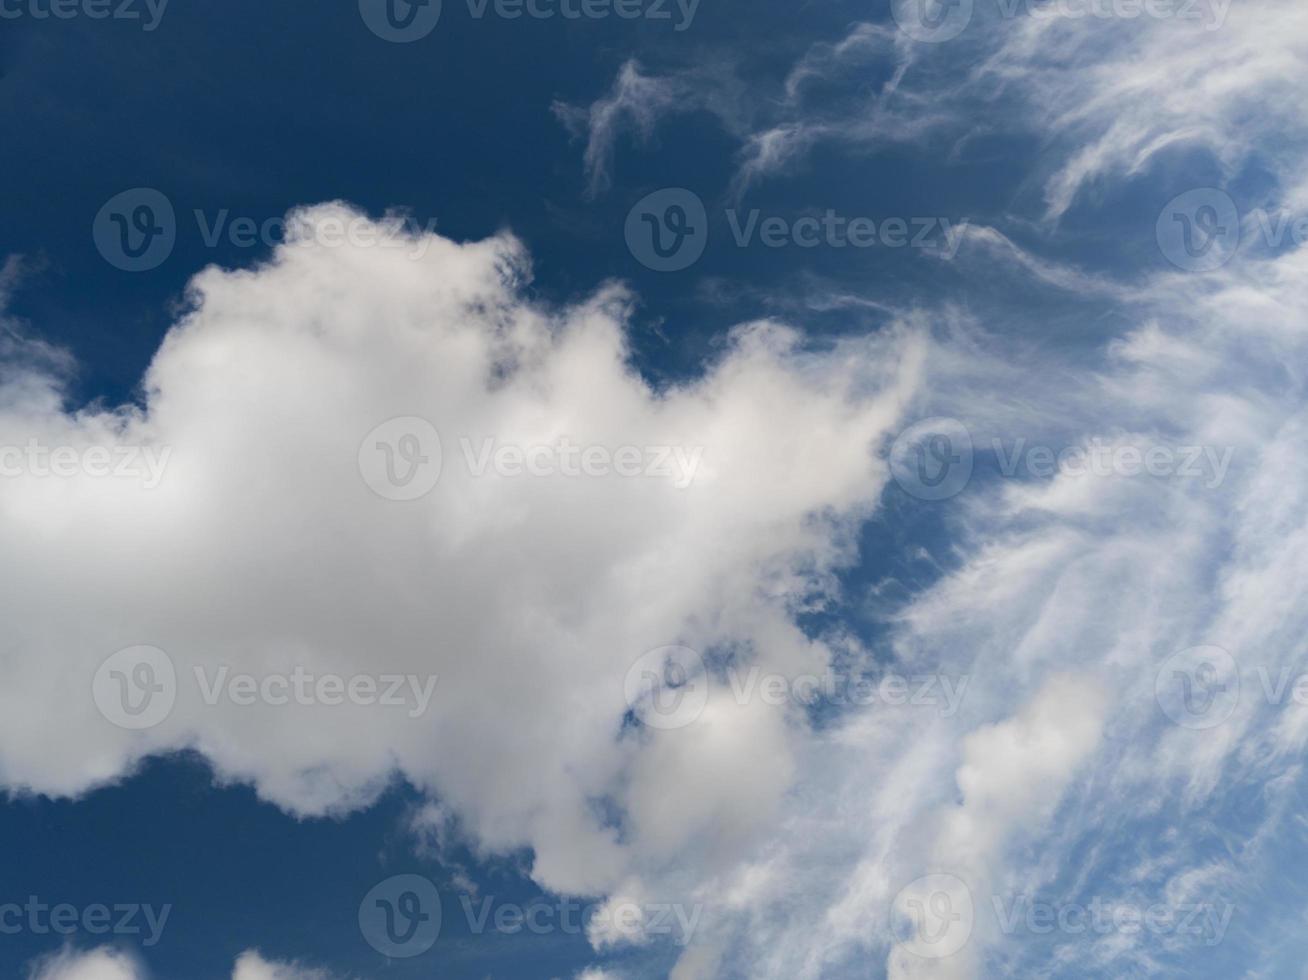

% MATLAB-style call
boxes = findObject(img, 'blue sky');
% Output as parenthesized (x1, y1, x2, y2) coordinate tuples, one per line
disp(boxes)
(2, 1, 1308, 979)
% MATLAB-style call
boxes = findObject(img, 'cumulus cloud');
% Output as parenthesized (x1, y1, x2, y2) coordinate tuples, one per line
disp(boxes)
(0, 204, 922, 905)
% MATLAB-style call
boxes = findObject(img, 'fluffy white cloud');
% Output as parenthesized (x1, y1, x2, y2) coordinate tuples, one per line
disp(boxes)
(0, 205, 922, 904)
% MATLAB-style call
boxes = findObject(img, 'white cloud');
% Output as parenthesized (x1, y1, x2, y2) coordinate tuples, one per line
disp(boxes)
(11, 7, 1308, 975)
(230, 951, 335, 980)
(0, 204, 923, 904)
(28, 949, 338, 980)
(28, 949, 143, 980)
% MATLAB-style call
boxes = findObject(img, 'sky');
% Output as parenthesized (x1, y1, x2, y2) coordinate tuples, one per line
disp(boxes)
(2, 0, 1308, 978)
